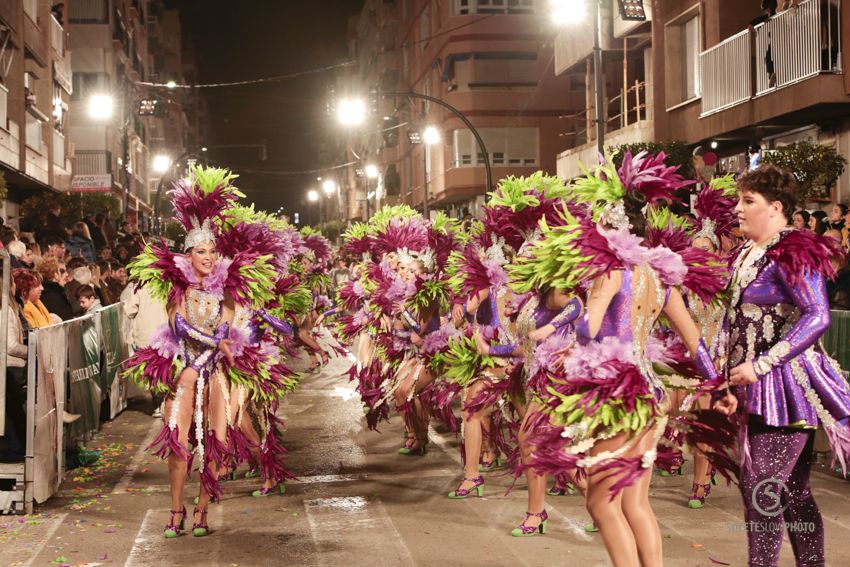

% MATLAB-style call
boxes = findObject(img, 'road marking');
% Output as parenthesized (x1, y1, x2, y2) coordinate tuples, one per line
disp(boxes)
(124, 508, 158, 567)
(113, 419, 161, 495)
(304, 496, 414, 567)
(428, 425, 463, 466)
(21, 512, 67, 567)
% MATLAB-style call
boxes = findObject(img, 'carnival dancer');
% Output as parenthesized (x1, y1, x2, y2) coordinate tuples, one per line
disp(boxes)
(124, 166, 279, 538)
(514, 152, 735, 566)
(653, 175, 739, 508)
(444, 173, 577, 507)
(723, 164, 850, 567)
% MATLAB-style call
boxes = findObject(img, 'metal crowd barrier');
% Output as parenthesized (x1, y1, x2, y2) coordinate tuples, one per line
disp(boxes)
(0, 303, 129, 514)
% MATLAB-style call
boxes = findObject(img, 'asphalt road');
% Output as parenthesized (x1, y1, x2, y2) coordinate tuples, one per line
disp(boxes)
(3, 354, 850, 567)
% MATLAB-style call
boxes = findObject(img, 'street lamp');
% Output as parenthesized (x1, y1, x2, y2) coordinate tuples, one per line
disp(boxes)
(337, 98, 367, 126)
(551, 0, 605, 156)
(364, 164, 380, 220)
(322, 179, 336, 195)
(307, 189, 319, 226)
(88, 94, 114, 120)
(152, 154, 171, 174)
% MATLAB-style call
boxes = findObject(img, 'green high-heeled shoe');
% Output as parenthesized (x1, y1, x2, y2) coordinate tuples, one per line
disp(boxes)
(163, 507, 186, 539)
(584, 521, 599, 533)
(192, 507, 209, 537)
(252, 484, 286, 497)
(448, 476, 484, 499)
(511, 510, 548, 537)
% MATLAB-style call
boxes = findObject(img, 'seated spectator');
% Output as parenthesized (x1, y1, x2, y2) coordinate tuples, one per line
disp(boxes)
(809, 210, 829, 235)
(12, 269, 52, 327)
(42, 234, 66, 262)
(97, 246, 112, 261)
(67, 265, 92, 317)
(825, 229, 850, 309)
(0, 272, 28, 461)
(7, 240, 26, 269)
(76, 285, 101, 315)
(113, 245, 132, 266)
(96, 260, 115, 305)
(65, 222, 97, 263)
(25, 242, 40, 265)
(793, 210, 810, 231)
(36, 257, 73, 321)
(829, 203, 847, 231)
(106, 259, 127, 300)
(88, 264, 109, 306)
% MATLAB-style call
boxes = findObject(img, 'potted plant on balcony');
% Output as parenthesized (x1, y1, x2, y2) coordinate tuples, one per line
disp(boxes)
(762, 140, 847, 203)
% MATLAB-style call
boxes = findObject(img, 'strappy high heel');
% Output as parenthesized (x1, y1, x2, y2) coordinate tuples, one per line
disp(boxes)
(163, 506, 186, 539)
(252, 483, 286, 497)
(244, 467, 260, 479)
(547, 482, 575, 496)
(398, 438, 427, 456)
(192, 507, 209, 537)
(448, 476, 484, 499)
(479, 452, 502, 472)
(688, 481, 712, 509)
(511, 510, 548, 537)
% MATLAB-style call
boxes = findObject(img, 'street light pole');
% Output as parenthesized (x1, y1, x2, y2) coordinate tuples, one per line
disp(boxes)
(592, 0, 605, 156)
(381, 91, 493, 196)
(422, 146, 429, 219)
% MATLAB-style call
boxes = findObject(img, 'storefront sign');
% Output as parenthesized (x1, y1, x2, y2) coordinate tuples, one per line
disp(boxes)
(70, 173, 112, 193)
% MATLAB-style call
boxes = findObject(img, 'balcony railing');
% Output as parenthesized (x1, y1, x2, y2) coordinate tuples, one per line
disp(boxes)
(23, 0, 37, 21)
(559, 80, 652, 149)
(53, 130, 65, 167)
(49, 15, 64, 55)
(75, 150, 112, 174)
(754, 0, 838, 95)
(455, 0, 534, 15)
(700, 29, 751, 117)
(699, 0, 841, 116)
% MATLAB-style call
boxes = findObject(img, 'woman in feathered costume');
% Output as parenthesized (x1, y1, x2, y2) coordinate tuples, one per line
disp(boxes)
(513, 152, 735, 565)
(723, 165, 850, 567)
(124, 166, 278, 538)
(457, 173, 585, 536)
(443, 173, 576, 504)
(654, 175, 738, 508)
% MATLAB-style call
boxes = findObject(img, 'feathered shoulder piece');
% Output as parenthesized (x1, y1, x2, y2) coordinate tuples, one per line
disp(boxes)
(429, 212, 462, 270)
(509, 204, 622, 293)
(483, 172, 572, 250)
(693, 174, 738, 247)
(645, 208, 727, 304)
(767, 229, 841, 286)
(341, 222, 375, 262)
(300, 227, 332, 268)
(265, 274, 313, 320)
(573, 151, 691, 220)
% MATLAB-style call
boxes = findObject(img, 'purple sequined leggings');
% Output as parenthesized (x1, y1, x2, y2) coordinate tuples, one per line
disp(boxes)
(740, 422, 824, 567)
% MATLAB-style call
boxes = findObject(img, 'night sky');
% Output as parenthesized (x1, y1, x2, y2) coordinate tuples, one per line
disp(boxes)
(177, 0, 365, 217)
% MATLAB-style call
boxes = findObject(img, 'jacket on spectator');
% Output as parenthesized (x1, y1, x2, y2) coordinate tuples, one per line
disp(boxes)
(6, 305, 27, 367)
(23, 300, 52, 328)
(65, 234, 96, 263)
(121, 283, 167, 348)
(40, 281, 74, 321)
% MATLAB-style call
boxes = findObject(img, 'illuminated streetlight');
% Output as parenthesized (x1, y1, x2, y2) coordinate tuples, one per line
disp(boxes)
(549, 0, 586, 25)
(307, 190, 319, 202)
(201, 147, 208, 152)
(322, 179, 336, 195)
(88, 94, 114, 120)
(365, 164, 379, 179)
(152, 154, 172, 174)
(337, 98, 367, 126)
(166, 80, 177, 89)
(423, 126, 440, 145)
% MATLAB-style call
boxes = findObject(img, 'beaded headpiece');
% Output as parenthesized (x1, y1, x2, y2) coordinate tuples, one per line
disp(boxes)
(184, 218, 216, 251)
(693, 217, 720, 249)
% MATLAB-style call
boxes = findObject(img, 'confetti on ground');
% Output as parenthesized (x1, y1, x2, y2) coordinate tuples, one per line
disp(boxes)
(691, 543, 705, 550)
(709, 558, 731, 565)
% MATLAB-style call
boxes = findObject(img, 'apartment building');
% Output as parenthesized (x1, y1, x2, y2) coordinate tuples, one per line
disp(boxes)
(554, 0, 850, 202)
(337, 0, 576, 221)
(68, 0, 160, 228)
(0, 0, 74, 226)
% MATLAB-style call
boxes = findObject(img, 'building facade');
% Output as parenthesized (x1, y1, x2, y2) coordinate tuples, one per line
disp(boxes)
(338, 0, 576, 222)
(0, 0, 74, 227)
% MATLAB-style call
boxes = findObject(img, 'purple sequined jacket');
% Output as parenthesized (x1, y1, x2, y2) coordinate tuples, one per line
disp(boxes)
(728, 229, 850, 428)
